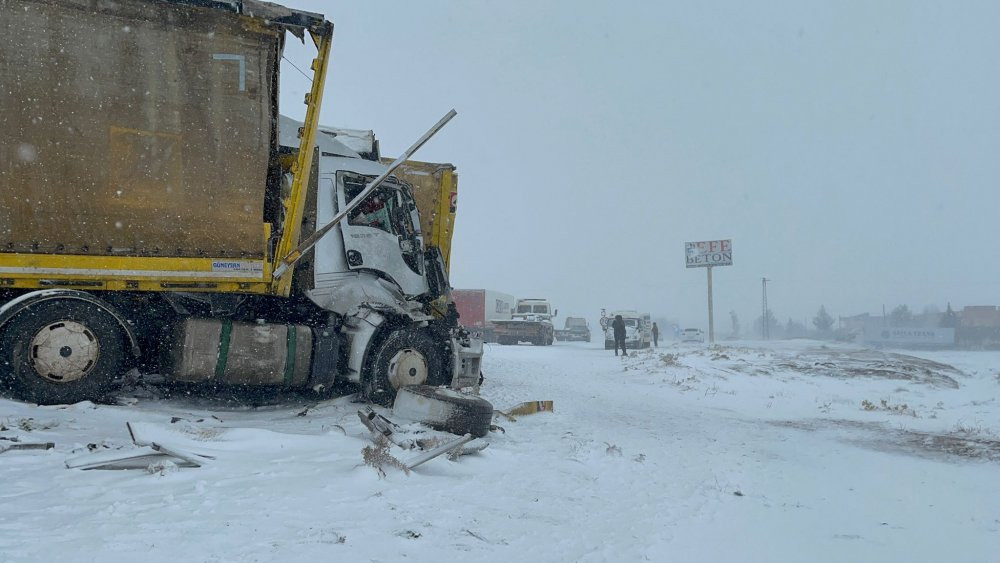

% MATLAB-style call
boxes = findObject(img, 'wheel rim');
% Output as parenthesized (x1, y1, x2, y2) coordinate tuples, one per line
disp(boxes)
(387, 347, 429, 389)
(29, 321, 100, 383)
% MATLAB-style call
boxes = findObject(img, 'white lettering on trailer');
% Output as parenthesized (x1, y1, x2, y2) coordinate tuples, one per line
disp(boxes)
(211, 53, 246, 91)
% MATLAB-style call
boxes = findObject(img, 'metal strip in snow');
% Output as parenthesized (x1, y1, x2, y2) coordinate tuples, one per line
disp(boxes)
(0, 267, 264, 280)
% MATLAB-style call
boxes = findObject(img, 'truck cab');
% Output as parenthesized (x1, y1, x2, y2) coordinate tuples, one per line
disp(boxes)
(280, 117, 481, 399)
(555, 317, 591, 342)
(494, 299, 557, 346)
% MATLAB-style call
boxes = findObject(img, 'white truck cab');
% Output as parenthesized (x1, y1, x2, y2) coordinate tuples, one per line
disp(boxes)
(280, 117, 482, 399)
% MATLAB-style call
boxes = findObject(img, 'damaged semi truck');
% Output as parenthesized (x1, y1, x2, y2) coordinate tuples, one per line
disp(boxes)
(0, 0, 482, 405)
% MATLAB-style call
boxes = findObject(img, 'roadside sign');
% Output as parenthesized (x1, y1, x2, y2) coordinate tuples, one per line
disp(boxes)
(685, 239, 732, 344)
(685, 239, 733, 268)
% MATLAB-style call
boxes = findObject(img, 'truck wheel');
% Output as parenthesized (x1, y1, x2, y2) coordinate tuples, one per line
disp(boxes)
(0, 299, 127, 405)
(363, 328, 444, 405)
(392, 385, 494, 438)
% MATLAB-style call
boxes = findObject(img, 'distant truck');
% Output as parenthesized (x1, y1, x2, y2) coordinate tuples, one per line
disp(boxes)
(601, 310, 652, 349)
(554, 317, 591, 342)
(494, 299, 557, 346)
(451, 289, 516, 342)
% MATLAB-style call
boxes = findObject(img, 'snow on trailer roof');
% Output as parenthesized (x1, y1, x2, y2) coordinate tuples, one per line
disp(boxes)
(161, 0, 329, 34)
(279, 115, 362, 159)
(318, 127, 379, 158)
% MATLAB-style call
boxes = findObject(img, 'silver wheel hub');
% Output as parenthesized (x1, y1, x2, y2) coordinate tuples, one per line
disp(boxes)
(387, 348, 429, 389)
(29, 321, 100, 383)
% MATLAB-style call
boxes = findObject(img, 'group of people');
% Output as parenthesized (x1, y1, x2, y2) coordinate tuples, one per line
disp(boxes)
(609, 315, 659, 356)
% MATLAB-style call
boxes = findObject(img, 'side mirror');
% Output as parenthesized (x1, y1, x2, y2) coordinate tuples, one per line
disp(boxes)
(553, 309, 558, 317)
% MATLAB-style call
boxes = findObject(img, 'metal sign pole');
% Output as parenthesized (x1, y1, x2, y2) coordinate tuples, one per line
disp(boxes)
(707, 265, 715, 344)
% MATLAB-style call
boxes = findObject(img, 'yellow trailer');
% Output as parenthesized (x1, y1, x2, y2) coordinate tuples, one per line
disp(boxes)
(380, 159, 460, 274)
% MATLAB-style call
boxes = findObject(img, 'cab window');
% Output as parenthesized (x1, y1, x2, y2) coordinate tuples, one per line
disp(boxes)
(343, 176, 401, 235)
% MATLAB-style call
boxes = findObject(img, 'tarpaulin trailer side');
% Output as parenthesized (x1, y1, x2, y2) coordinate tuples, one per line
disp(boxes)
(0, 0, 279, 259)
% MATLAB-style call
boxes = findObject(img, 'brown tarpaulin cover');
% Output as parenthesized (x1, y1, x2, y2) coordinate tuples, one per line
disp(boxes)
(0, 0, 280, 258)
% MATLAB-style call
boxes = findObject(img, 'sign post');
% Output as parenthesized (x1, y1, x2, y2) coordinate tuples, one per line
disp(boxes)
(685, 239, 732, 344)
(707, 266, 714, 343)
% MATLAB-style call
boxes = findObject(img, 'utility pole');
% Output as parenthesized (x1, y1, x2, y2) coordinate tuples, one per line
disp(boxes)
(761, 277, 770, 339)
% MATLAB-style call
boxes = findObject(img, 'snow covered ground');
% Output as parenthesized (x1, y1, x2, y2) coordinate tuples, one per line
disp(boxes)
(1, 340, 997, 562)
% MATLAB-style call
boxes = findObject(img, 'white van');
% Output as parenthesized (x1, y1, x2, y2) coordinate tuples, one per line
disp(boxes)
(602, 310, 652, 349)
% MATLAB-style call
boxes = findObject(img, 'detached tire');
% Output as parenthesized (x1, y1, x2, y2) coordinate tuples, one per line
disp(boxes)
(392, 385, 494, 438)
(362, 328, 445, 405)
(0, 299, 127, 405)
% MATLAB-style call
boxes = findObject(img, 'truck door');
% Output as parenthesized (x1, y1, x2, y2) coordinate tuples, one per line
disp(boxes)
(337, 172, 429, 297)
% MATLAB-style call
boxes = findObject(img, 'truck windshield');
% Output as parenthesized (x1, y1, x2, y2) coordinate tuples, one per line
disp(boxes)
(533, 305, 548, 313)
(516, 305, 532, 313)
(343, 176, 413, 237)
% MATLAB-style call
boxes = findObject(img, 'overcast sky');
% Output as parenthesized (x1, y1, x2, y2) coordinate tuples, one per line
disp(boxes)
(279, 1, 1000, 331)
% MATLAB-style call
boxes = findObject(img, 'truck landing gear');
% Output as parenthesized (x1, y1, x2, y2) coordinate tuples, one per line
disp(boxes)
(0, 299, 129, 405)
(363, 328, 445, 405)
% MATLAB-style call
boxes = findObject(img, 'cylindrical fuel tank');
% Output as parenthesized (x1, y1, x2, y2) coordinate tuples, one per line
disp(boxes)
(167, 318, 312, 386)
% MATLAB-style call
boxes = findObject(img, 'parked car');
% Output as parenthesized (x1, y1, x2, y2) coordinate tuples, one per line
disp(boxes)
(681, 328, 706, 343)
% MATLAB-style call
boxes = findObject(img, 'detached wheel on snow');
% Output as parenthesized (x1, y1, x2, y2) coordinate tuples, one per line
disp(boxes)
(362, 328, 445, 405)
(392, 385, 494, 438)
(0, 299, 128, 405)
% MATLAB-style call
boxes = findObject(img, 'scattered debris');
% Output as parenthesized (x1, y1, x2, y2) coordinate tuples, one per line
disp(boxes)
(0, 442, 54, 455)
(498, 400, 554, 421)
(66, 446, 199, 470)
(16, 418, 59, 432)
(406, 433, 473, 470)
(128, 422, 214, 466)
(493, 410, 517, 423)
(358, 407, 412, 448)
(447, 439, 490, 460)
(632, 453, 646, 463)
(146, 459, 179, 476)
(605, 443, 622, 457)
(392, 386, 493, 438)
(733, 490, 744, 497)
(170, 416, 205, 424)
(149, 442, 211, 467)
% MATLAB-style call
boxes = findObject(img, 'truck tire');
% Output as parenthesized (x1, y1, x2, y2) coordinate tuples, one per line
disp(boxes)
(362, 328, 445, 405)
(392, 385, 494, 438)
(0, 299, 127, 405)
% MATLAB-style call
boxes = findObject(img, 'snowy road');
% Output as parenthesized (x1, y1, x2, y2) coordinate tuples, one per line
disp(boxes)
(1, 340, 997, 562)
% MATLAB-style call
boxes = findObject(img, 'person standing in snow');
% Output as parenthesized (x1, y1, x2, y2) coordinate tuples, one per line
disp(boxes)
(652, 322, 659, 347)
(612, 314, 628, 357)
